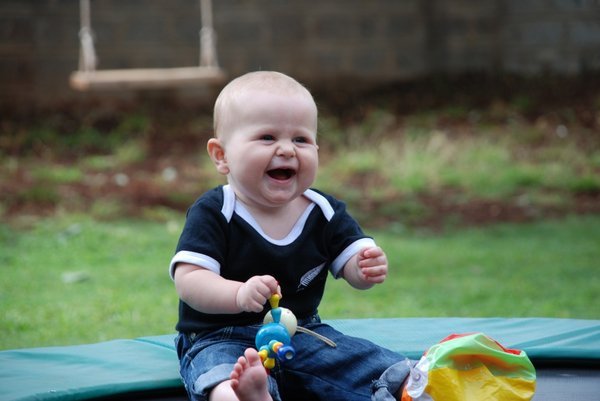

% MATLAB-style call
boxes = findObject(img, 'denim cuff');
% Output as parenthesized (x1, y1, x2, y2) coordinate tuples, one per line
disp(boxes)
(371, 359, 411, 401)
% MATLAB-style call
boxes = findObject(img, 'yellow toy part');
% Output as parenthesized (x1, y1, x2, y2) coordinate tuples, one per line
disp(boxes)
(262, 357, 276, 370)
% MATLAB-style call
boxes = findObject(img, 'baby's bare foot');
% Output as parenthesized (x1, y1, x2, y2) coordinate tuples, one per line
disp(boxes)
(230, 348, 272, 401)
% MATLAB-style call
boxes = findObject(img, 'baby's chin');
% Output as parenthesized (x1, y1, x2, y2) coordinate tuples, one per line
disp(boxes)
(260, 186, 307, 206)
(261, 192, 302, 207)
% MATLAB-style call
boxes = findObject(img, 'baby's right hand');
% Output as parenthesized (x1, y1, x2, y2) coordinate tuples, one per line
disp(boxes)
(236, 275, 279, 313)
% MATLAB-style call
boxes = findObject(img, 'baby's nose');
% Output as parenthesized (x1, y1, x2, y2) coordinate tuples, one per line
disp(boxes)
(276, 141, 296, 157)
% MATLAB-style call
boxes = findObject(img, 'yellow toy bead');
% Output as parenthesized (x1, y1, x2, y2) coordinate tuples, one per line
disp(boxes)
(263, 358, 276, 370)
(269, 294, 281, 309)
(258, 349, 269, 362)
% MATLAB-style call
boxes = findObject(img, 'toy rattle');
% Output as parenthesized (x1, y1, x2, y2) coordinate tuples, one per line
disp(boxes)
(255, 293, 337, 371)
(255, 294, 297, 370)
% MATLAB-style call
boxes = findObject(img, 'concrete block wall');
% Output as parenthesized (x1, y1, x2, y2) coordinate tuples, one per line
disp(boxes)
(1, 0, 599, 108)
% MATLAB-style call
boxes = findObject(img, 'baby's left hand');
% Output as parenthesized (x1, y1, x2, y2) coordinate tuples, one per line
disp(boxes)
(357, 246, 388, 284)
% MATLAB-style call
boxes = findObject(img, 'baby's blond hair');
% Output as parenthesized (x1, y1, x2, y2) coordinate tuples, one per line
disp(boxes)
(213, 71, 316, 138)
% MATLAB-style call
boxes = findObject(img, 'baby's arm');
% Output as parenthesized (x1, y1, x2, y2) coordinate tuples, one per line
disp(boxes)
(173, 263, 278, 313)
(341, 246, 388, 290)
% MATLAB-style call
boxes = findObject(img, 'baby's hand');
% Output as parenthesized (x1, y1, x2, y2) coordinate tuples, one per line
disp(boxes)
(236, 275, 279, 313)
(357, 246, 388, 284)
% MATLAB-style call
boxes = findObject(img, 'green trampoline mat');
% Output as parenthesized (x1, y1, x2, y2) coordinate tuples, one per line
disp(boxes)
(1, 317, 598, 401)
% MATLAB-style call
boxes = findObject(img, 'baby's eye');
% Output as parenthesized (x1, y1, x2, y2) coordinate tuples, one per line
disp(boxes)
(293, 136, 309, 144)
(259, 134, 275, 141)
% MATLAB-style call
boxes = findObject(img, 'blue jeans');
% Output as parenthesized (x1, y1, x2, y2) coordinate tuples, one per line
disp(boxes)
(175, 315, 410, 401)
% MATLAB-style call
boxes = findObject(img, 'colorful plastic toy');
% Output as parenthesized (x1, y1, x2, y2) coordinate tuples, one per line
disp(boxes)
(255, 294, 297, 370)
(401, 332, 536, 401)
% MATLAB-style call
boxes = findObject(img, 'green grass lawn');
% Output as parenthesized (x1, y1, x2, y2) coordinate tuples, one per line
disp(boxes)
(1, 214, 598, 350)
(322, 214, 600, 319)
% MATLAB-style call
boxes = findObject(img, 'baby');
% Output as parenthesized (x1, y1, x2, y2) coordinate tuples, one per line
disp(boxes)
(170, 71, 408, 401)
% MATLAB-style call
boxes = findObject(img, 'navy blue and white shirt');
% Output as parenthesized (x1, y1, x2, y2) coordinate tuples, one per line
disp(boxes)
(170, 185, 375, 333)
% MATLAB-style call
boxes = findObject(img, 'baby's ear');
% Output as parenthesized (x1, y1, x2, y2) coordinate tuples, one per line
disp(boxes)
(207, 138, 229, 175)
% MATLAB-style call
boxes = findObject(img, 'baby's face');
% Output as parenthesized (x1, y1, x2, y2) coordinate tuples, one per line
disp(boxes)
(218, 89, 319, 210)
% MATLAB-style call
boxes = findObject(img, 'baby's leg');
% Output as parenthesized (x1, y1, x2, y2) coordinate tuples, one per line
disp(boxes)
(228, 348, 272, 401)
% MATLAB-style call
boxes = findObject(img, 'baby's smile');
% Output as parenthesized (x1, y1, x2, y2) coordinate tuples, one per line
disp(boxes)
(267, 168, 296, 181)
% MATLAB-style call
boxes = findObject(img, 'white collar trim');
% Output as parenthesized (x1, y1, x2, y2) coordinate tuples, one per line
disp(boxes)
(220, 186, 334, 245)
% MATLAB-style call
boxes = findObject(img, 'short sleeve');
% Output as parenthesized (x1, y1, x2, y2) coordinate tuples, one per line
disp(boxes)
(169, 190, 228, 279)
(311, 190, 375, 278)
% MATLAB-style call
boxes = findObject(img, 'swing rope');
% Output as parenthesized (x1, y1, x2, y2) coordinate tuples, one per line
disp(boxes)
(77, 0, 96, 72)
(199, 0, 219, 68)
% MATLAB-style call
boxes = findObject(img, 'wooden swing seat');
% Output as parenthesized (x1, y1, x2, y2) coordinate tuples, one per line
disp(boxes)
(70, 66, 226, 91)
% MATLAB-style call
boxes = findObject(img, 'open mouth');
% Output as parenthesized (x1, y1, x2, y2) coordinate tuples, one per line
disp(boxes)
(267, 168, 296, 181)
